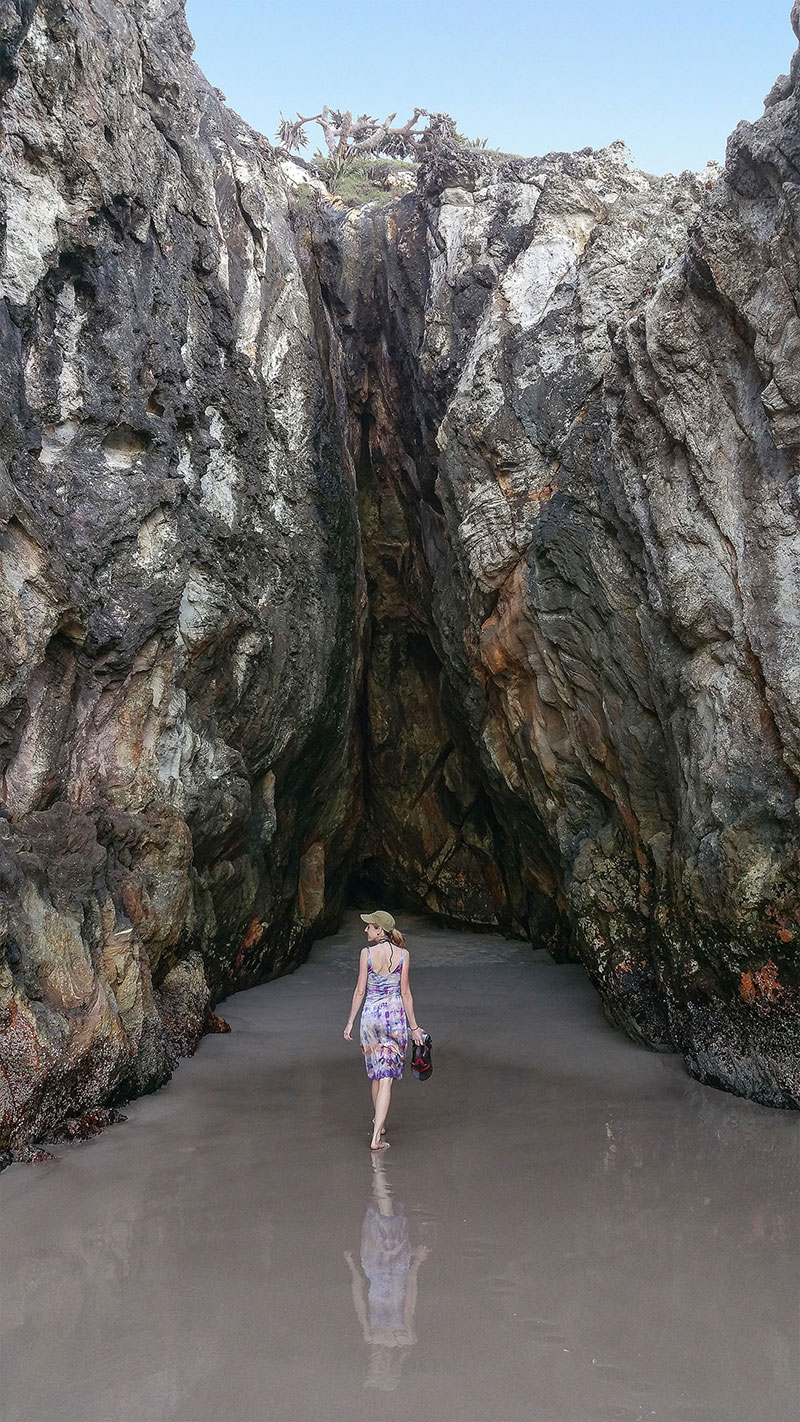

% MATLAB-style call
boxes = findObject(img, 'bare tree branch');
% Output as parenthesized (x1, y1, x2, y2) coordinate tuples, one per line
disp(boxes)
(277, 104, 432, 163)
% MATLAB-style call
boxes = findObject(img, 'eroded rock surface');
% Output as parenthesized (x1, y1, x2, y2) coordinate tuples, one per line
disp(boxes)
(0, 0, 365, 1153)
(0, 0, 798, 1150)
(304, 45, 800, 1104)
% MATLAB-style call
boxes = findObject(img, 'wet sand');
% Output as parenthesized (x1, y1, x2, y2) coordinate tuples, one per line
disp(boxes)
(2, 911, 798, 1422)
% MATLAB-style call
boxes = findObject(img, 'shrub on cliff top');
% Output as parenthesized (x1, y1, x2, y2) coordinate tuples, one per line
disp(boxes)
(277, 106, 490, 205)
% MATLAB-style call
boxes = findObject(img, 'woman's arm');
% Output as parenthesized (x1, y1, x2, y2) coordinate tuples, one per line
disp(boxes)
(400, 952, 424, 1043)
(343, 949, 368, 1040)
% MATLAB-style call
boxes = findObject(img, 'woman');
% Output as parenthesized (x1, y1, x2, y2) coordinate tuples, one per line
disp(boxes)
(343, 910, 425, 1151)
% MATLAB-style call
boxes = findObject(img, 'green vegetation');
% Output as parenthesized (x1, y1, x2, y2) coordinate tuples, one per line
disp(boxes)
(315, 154, 415, 206)
(289, 182, 319, 214)
(278, 105, 494, 209)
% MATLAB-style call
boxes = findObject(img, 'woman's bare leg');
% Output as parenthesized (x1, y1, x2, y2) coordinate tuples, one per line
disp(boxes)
(370, 1079, 385, 1137)
(371, 1079, 392, 1149)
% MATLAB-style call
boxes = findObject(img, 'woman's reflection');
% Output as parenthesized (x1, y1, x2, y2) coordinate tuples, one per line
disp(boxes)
(344, 1154, 430, 1391)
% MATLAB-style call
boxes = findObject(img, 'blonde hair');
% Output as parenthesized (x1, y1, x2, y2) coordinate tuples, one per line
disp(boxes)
(387, 928, 405, 949)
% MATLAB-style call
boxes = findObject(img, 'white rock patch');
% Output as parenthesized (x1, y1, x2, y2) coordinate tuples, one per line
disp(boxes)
(0, 159, 67, 304)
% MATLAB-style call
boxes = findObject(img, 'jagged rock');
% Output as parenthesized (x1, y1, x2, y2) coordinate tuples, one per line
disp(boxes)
(0, 0, 365, 1152)
(304, 60, 799, 1105)
(0, 0, 797, 1149)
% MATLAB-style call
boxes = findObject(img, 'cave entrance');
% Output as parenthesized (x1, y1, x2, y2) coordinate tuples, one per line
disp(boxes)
(346, 400, 569, 956)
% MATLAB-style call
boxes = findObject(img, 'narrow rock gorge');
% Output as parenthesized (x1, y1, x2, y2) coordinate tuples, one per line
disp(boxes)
(1, 0, 798, 1156)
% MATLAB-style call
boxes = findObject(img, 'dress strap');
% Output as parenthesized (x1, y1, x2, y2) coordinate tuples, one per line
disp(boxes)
(367, 946, 372, 971)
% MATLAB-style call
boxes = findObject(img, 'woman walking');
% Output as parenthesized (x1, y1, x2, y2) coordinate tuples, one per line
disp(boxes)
(343, 910, 425, 1150)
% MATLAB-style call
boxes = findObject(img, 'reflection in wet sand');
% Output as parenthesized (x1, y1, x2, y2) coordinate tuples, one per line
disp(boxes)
(1, 910, 797, 1422)
(345, 1156, 430, 1390)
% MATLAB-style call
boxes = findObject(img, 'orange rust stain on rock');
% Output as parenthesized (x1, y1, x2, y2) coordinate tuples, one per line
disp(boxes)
(528, 480, 556, 503)
(739, 959, 783, 1004)
(241, 917, 264, 950)
(739, 972, 755, 1003)
(479, 617, 512, 676)
(765, 905, 796, 943)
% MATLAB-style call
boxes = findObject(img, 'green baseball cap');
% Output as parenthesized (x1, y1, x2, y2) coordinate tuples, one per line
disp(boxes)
(360, 910, 396, 931)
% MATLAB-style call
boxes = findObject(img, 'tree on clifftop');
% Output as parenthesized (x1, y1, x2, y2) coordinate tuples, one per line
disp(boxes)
(277, 105, 430, 168)
(276, 108, 489, 207)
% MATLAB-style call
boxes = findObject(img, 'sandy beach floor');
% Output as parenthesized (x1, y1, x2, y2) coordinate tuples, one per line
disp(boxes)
(2, 910, 798, 1422)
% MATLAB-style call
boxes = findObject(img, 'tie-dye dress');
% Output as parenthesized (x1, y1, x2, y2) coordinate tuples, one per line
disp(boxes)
(361, 946, 408, 1080)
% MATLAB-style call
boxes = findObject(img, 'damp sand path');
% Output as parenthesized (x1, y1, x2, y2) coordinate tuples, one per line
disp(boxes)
(1, 911, 798, 1422)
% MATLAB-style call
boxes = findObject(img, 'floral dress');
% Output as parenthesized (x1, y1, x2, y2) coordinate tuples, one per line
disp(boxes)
(361, 946, 408, 1080)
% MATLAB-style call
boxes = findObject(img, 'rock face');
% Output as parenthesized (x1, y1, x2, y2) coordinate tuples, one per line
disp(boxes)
(0, 0, 798, 1150)
(0, 0, 366, 1153)
(314, 114, 800, 1104)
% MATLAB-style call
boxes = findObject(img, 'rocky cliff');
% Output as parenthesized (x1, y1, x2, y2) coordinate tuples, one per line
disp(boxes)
(0, 0, 367, 1155)
(307, 99, 800, 1107)
(0, 0, 797, 1156)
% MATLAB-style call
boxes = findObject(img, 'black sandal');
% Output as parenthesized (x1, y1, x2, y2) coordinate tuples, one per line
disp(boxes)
(410, 1033, 433, 1080)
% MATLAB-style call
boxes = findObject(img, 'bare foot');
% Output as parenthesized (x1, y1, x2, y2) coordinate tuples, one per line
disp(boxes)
(370, 1139, 390, 1151)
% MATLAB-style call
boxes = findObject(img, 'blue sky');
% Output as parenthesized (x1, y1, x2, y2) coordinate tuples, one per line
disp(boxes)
(185, 1, 794, 175)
